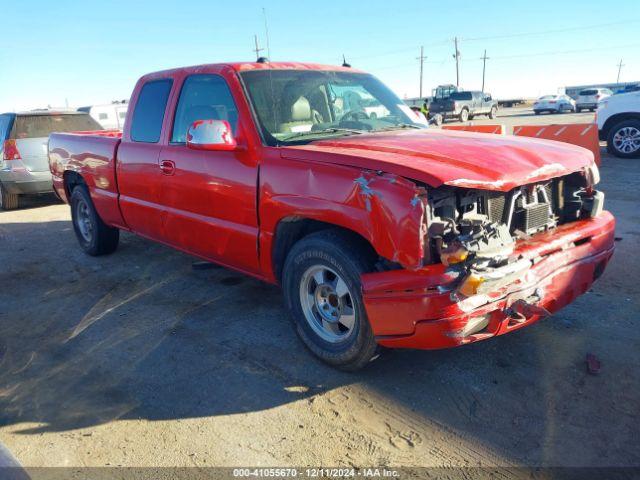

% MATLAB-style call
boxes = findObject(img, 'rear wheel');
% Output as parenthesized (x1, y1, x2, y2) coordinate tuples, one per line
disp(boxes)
(459, 108, 469, 122)
(607, 120, 640, 158)
(0, 182, 19, 210)
(576, 107, 582, 113)
(282, 230, 378, 371)
(70, 186, 119, 255)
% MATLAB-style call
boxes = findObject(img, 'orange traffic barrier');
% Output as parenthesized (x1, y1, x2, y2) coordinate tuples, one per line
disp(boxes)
(513, 123, 601, 165)
(442, 124, 505, 135)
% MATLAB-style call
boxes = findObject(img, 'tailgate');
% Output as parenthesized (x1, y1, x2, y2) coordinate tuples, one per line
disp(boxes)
(15, 137, 49, 172)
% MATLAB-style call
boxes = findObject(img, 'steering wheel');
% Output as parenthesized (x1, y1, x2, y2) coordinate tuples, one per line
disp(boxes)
(340, 110, 369, 123)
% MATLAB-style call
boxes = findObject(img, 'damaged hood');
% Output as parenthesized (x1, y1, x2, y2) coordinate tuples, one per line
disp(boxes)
(281, 129, 595, 191)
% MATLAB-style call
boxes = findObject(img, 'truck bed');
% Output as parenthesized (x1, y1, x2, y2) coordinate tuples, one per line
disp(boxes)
(48, 131, 124, 226)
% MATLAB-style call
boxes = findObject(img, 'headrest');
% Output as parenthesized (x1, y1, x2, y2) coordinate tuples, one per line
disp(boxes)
(291, 97, 311, 121)
(185, 105, 222, 123)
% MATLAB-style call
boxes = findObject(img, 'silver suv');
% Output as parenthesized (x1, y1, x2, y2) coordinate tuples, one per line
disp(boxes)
(0, 111, 102, 209)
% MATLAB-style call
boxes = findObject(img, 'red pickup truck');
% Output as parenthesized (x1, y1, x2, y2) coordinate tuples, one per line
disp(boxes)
(49, 62, 615, 370)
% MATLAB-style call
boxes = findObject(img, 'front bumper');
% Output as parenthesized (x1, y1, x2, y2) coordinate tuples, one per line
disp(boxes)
(362, 211, 615, 350)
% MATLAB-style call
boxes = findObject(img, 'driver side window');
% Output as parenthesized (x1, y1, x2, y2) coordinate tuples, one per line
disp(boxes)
(171, 74, 238, 144)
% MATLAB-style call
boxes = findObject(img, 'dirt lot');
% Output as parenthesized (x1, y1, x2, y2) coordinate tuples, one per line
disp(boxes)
(1, 108, 639, 473)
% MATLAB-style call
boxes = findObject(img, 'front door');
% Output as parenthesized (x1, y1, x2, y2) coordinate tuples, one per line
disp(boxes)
(159, 73, 260, 274)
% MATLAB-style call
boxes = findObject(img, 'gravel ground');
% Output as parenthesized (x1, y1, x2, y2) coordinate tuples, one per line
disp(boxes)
(0, 110, 638, 473)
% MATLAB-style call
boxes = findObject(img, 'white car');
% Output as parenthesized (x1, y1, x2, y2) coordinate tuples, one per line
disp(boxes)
(576, 88, 613, 113)
(597, 91, 640, 158)
(533, 95, 576, 114)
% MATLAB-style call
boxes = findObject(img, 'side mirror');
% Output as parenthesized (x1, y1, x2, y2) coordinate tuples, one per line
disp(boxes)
(186, 119, 237, 151)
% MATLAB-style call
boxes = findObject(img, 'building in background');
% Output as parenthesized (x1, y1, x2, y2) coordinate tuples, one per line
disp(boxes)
(77, 101, 128, 130)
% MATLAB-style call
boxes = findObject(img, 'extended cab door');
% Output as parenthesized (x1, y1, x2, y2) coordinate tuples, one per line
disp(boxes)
(158, 73, 260, 274)
(116, 78, 173, 241)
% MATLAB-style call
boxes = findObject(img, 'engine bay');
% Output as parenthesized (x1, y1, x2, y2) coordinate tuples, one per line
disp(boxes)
(424, 171, 604, 297)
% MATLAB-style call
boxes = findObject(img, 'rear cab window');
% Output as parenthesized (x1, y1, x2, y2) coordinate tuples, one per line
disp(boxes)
(579, 89, 598, 96)
(451, 92, 472, 101)
(13, 114, 102, 139)
(130, 79, 173, 143)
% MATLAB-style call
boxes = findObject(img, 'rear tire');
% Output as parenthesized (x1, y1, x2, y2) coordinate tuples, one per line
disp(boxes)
(70, 185, 119, 255)
(282, 230, 378, 371)
(576, 107, 582, 113)
(459, 108, 469, 123)
(607, 119, 640, 159)
(0, 182, 19, 210)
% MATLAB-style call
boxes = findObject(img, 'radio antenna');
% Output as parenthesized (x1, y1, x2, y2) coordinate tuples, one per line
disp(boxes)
(262, 7, 272, 60)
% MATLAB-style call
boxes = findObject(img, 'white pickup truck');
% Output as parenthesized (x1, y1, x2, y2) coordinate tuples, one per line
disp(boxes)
(597, 90, 640, 158)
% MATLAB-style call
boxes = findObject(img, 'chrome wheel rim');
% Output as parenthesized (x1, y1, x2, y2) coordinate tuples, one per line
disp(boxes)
(299, 265, 356, 343)
(75, 198, 93, 242)
(613, 127, 640, 154)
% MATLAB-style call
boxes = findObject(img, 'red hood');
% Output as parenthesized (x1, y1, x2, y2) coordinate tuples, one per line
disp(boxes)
(281, 129, 595, 191)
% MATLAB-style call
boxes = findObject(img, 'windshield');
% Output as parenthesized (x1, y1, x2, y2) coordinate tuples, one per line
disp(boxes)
(240, 70, 425, 145)
(539, 95, 556, 100)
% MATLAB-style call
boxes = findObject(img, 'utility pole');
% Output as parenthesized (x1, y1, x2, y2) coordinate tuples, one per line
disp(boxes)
(416, 46, 426, 98)
(617, 59, 625, 84)
(253, 35, 264, 60)
(481, 49, 489, 93)
(453, 37, 461, 87)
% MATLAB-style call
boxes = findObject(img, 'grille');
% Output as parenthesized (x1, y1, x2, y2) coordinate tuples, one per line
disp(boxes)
(512, 203, 552, 233)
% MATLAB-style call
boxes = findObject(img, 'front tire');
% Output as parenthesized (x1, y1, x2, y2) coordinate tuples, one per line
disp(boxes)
(282, 230, 378, 371)
(0, 182, 19, 210)
(70, 186, 119, 255)
(607, 120, 640, 158)
(459, 108, 469, 123)
(488, 106, 497, 119)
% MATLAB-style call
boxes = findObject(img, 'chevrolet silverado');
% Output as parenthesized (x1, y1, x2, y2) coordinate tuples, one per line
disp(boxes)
(48, 62, 615, 370)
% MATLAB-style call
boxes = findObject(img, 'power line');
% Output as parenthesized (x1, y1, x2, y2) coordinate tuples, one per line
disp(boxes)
(351, 19, 640, 63)
(454, 42, 640, 62)
(462, 19, 640, 43)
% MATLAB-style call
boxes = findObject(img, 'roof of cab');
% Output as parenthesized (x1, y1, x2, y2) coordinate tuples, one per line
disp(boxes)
(139, 61, 365, 80)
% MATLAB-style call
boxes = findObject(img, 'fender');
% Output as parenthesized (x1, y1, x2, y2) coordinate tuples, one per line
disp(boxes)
(258, 155, 428, 280)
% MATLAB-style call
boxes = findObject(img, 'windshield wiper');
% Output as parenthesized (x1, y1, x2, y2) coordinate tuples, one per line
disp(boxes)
(281, 127, 367, 141)
(376, 123, 424, 131)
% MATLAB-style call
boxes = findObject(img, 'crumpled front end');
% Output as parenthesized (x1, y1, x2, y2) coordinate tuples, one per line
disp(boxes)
(361, 165, 615, 350)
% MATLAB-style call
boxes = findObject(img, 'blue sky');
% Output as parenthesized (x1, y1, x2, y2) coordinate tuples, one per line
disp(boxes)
(1, 0, 639, 111)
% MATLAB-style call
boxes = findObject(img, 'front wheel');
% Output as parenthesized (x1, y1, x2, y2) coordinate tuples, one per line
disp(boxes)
(282, 230, 378, 371)
(459, 108, 469, 122)
(70, 186, 119, 255)
(488, 106, 497, 119)
(607, 120, 640, 158)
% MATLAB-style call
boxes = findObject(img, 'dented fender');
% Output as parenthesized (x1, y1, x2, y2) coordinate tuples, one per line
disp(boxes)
(258, 151, 428, 279)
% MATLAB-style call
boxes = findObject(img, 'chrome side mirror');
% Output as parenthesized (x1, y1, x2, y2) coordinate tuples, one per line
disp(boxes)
(186, 119, 237, 151)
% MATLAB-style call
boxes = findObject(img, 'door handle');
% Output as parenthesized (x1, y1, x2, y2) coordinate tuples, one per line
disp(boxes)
(160, 160, 175, 175)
